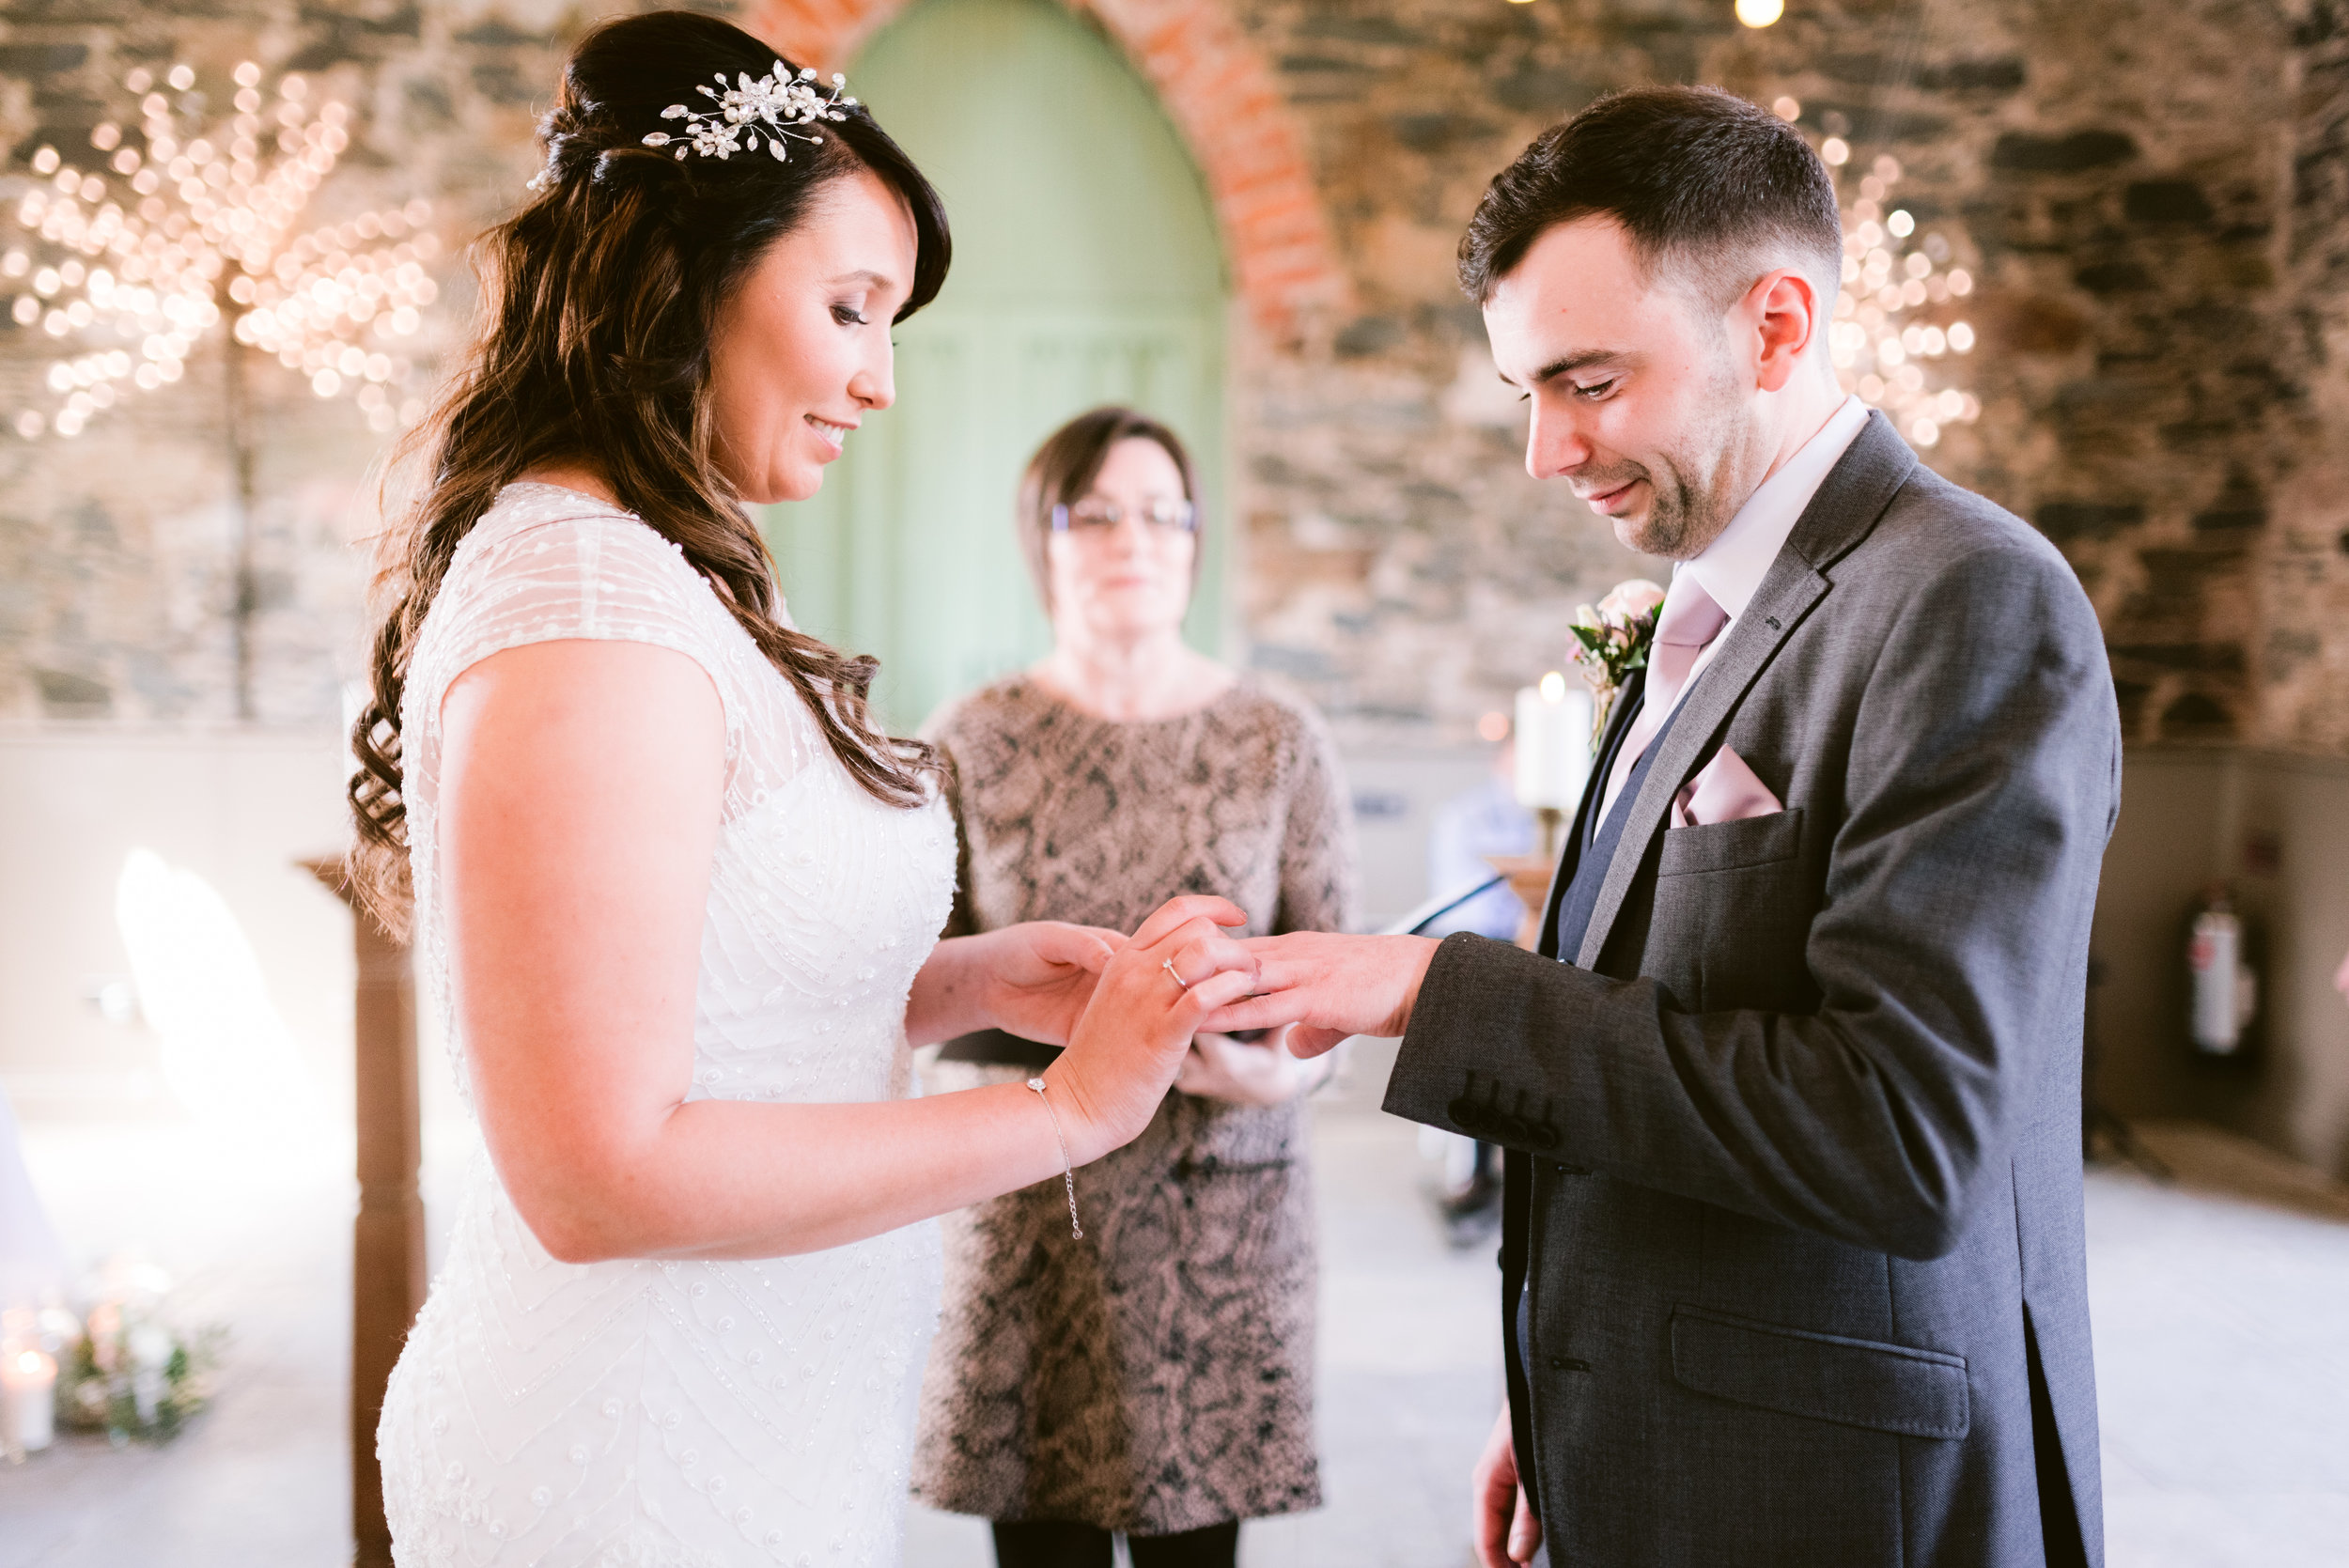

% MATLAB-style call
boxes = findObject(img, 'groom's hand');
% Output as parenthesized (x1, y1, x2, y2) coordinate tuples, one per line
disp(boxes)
(1473, 1405, 1542, 1567)
(1196, 932, 1439, 1057)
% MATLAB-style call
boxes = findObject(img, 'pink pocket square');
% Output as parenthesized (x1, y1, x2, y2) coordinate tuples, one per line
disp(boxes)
(1672, 745, 1784, 829)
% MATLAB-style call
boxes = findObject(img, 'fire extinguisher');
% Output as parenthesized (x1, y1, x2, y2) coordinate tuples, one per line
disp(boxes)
(2187, 884, 2259, 1056)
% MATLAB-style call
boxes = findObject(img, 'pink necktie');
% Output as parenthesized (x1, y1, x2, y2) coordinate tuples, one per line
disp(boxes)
(1599, 577, 1730, 819)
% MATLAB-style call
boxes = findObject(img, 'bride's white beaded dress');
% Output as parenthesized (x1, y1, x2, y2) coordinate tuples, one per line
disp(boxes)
(377, 482, 957, 1567)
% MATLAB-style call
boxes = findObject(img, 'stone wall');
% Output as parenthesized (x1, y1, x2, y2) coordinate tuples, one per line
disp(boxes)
(2274, 0, 2349, 751)
(0, 0, 573, 722)
(0, 0, 2344, 756)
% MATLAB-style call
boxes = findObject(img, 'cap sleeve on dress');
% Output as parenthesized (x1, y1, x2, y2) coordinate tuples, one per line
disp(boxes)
(407, 505, 748, 781)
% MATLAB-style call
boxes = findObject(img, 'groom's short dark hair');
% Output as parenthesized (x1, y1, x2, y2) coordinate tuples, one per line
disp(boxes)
(1459, 86, 1843, 313)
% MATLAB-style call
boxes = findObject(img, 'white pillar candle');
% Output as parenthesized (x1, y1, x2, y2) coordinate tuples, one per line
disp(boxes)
(1514, 673, 1594, 812)
(128, 1324, 172, 1425)
(3, 1347, 57, 1452)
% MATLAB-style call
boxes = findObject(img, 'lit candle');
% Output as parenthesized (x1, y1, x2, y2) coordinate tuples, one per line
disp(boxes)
(129, 1324, 172, 1425)
(1514, 674, 1595, 862)
(2, 1346, 57, 1452)
(1514, 673, 1594, 812)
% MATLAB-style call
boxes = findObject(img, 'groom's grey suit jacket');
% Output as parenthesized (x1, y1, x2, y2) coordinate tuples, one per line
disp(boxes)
(1387, 413, 2117, 1567)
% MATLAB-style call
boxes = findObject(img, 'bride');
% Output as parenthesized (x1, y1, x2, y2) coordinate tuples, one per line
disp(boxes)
(345, 13, 1254, 1565)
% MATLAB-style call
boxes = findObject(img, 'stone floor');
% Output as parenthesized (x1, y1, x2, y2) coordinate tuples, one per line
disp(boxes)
(1, 1061, 2344, 1567)
(2079, 1123, 2349, 1568)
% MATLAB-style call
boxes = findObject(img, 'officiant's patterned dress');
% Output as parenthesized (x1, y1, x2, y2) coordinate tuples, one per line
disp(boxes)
(911, 674, 1357, 1535)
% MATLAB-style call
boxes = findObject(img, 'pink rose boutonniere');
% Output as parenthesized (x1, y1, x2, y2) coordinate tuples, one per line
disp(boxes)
(1568, 578, 1666, 747)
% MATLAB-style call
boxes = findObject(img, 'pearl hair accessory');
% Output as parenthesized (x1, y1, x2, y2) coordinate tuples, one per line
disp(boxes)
(641, 63, 856, 164)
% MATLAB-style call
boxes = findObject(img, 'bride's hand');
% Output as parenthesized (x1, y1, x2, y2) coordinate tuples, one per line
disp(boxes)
(1047, 895, 1257, 1160)
(973, 921, 1128, 1047)
(1174, 1026, 1332, 1106)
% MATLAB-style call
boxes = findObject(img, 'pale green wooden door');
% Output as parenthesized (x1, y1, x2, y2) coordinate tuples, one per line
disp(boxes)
(760, 0, 1230, 731)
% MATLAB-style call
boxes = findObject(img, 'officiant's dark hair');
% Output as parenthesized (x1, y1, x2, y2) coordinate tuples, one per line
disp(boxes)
(347, 10, 952, 935)
(1458, 86, 1841, 313)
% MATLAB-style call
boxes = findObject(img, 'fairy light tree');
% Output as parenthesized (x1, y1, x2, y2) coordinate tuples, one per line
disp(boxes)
(4, 58, 440, 716)
(1811, 124, 1982, 449)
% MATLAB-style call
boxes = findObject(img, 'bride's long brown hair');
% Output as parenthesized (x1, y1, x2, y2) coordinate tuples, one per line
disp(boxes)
(347, 11, 951, 936)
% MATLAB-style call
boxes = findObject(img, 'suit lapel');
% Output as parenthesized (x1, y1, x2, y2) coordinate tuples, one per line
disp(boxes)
(1570, 566, 1827, 968)
(1536, 666, 1647, 960)
(1570, 412, 1921, 970)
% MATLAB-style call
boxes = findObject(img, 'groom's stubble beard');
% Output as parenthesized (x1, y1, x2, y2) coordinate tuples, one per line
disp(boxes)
(1611, 334, 1762, 562)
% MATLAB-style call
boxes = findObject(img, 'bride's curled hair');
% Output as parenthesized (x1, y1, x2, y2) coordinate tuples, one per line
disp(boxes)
(347, 10, 951, 936)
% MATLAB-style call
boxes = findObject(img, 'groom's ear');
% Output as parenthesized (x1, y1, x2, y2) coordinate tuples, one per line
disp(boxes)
(1746, 267, 1828, 392)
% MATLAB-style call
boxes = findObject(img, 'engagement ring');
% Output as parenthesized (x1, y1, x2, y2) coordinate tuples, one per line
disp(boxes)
(1162, 957, 1190, 991)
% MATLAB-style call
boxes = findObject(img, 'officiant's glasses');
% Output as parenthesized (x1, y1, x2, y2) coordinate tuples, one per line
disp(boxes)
(1050, 498, 1197, 535)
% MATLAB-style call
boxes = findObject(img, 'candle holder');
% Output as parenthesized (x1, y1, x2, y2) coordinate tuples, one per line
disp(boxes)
(1533, 804, 1565, 863)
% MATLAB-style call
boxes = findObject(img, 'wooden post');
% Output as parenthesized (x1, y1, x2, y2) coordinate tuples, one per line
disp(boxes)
(303, 858, 425, 1568)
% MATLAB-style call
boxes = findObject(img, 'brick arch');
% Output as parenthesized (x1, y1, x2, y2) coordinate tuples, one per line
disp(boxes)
(746, 0, 1349, 344)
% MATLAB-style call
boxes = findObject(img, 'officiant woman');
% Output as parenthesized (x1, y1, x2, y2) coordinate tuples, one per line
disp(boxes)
(912, 406, 1359, 1568)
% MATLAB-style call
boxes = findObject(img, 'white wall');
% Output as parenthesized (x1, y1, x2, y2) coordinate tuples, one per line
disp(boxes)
(0, 725, 1490, 1117)
(1336, 744, 1501, 931)
(0, 724, 357, 1117)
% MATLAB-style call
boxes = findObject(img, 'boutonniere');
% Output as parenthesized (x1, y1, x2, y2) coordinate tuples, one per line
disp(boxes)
(1568, 579, 1666, 748)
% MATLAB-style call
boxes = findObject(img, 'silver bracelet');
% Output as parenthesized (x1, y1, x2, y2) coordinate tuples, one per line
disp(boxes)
(1025, 1077, 1083, 1240)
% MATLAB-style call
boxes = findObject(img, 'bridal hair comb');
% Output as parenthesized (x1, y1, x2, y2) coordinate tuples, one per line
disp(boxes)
(642, 63, 856, 164)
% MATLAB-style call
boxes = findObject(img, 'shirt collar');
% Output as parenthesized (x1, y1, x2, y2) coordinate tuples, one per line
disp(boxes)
(1678, 395, 1870, 623)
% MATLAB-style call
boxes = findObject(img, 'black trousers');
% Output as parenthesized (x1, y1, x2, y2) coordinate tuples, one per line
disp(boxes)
(990, 1519, 1240, 1568)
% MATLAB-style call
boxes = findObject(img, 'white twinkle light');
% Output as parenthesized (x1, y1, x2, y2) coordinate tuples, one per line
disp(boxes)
(1818, 150, 1979, 448)
(6, 60, 438, 441)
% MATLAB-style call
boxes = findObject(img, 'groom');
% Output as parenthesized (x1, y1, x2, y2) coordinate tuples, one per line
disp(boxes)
(1214, 88, 2117, 1566)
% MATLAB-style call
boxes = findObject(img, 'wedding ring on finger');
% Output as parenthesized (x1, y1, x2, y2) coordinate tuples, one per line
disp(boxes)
(1162, 957, 1191, 992)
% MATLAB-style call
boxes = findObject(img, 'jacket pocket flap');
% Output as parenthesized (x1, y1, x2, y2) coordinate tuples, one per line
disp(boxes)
(1657, 806, 1805, 877)
(1671, 1305, 1969, 1440)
